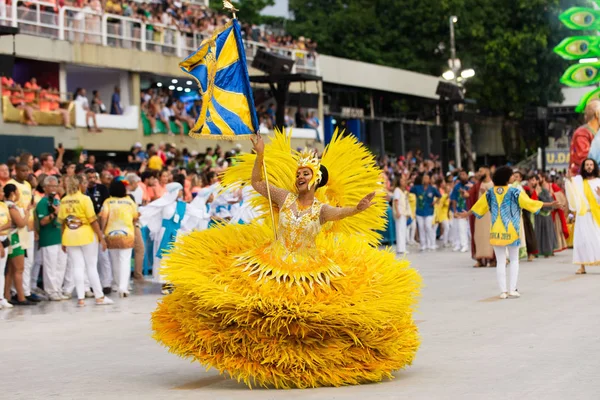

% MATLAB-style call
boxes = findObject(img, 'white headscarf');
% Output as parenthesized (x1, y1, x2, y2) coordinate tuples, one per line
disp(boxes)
(140, 182, 183, 234)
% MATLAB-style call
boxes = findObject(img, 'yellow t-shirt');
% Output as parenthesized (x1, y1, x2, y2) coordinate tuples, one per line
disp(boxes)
(435, 193, 450, 223)
(99, 196, 138, 249)
(408, 193, 417, 218)
(8, 179, 33, 229)
(0, 202, 10, 237)
(58, 191, 97, 247)
(471, 186, 543, 246)
(148, 155, 164, 171)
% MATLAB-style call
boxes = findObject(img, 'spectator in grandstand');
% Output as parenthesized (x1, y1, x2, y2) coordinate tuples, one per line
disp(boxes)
(23, 77, 40, 105)
(110, 86, 122, 115)
(295, 107, 306, 128)
(39, 84, 73, 129)
(91, 90, 106, 114)
(284, 108, 294, 127)
(161, 100, 183, 142)
(174, 100, 194, 136)
(74, 88, 101, 132)
(156, 99, 175, 135)
(2, 77, 38, 126)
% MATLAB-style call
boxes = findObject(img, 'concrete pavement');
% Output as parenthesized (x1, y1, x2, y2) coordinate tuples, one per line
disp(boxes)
(1, 247, 599, 400)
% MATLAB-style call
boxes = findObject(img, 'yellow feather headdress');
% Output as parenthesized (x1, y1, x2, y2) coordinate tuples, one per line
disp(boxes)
(221, 128, 387, 245)
(297, 149, 322, 190)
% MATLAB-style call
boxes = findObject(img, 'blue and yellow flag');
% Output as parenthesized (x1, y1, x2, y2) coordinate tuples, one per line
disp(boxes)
(180, 19, 259, 139)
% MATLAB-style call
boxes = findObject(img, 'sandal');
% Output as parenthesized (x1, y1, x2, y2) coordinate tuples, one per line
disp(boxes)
(576, 266, 587, 275)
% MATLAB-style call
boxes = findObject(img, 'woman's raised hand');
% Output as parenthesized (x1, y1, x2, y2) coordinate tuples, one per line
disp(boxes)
(250, 133, 264, 155)
(356, 192, 376, 211)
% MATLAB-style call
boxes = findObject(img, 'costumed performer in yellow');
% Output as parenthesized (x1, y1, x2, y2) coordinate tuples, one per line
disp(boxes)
(151, 130, 421, 389)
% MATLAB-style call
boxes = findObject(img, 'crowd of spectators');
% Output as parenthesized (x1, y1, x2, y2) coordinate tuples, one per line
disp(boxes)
(4, 0, 317, 56)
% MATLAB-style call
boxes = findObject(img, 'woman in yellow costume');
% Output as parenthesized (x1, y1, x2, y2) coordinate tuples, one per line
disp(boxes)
(151, 130, 421, 389)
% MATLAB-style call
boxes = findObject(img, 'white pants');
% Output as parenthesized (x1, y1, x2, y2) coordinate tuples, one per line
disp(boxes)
(416, 215, 435, 250)
(152, 227, 167, 283)
(41, 245, 68, 296)
(31, 240, 43, 291)
(407, 219, 417, 244)
(394, 216, 407, 254)
(63, 253, 90, 295)
(0, 235, 8, 301)
(67, 241, 103, 300)
(21, 231, 35, 296)
(97, 246, 113, 288)
(493, 246, 520, 293)
(453, 218, 469, 251)
(108, 248, 132, 294)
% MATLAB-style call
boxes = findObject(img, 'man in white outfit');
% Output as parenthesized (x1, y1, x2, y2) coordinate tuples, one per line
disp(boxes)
(565, 158, 600, 275)
(35, 176, 69, 301)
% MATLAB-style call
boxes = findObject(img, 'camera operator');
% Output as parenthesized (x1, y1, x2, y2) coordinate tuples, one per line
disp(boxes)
(36, 176, 68, 301)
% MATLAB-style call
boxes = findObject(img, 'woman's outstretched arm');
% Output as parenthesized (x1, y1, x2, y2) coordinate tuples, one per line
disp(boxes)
(251, 134, 289, 207)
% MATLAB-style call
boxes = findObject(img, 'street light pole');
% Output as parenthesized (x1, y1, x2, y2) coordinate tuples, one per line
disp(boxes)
(449, 16, 462, 169)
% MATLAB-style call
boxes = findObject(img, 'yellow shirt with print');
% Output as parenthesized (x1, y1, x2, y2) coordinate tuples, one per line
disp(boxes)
(435, 193, 450, 223)
(471, 186, 543, 247)
(0, 202, 10, 237)
(100, 196, 138, 249)
(58, 191, 97, 247)
(408, 192, 417, 218)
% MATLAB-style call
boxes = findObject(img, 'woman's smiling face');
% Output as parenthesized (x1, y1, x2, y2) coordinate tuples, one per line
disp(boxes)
(296, 167, 314, 193)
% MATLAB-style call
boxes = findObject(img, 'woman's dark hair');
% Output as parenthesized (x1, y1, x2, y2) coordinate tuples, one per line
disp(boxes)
(173, 173, 186, 187)
(492, 166, 513, 186)
(109, 180, 127, 198)
(581, 158, 600, 179)
(3, 183, 17, 199)
(317, 165, 329, 188)
(141, 170, 156, 182)
(413, 174, 423, 186)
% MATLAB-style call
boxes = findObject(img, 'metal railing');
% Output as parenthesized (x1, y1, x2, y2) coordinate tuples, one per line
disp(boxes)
(0, 0, 320, 75)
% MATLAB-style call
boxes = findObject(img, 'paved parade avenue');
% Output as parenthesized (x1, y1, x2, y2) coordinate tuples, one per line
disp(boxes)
(2, 247, 600, 400)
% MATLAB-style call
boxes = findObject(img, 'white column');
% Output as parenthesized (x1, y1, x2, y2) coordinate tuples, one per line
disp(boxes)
(59, 63, 67, 98)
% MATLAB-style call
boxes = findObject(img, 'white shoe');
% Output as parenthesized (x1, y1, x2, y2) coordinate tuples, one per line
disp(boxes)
(49, 293, 63, 301)
(460, 247, 468, 253)
(0, 299, 13, 309)
(85, 291, 94, 298)
(509, 291, 521, 298)
(61, 291, 72, 300)
(453, 247, 460, 252)
(96, 297, 114, 305)
(499, 292, 508, 299)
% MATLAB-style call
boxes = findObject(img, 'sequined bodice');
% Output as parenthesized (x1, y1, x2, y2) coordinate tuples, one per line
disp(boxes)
(277, 194, 322, 253)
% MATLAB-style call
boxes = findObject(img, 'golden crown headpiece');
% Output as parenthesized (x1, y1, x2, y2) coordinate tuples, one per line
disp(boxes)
(297, 148, 322, 190)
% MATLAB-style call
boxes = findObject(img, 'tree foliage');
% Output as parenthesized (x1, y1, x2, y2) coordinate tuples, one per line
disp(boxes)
(288, 0, 588, 116)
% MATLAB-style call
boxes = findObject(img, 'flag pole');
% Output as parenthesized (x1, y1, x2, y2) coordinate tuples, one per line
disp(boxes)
(222, 1, 278, 239)
(260, 142, 279, 240)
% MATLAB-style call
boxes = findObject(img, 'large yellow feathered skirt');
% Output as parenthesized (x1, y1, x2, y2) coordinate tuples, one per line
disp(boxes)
(151, 222, 421, 389)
